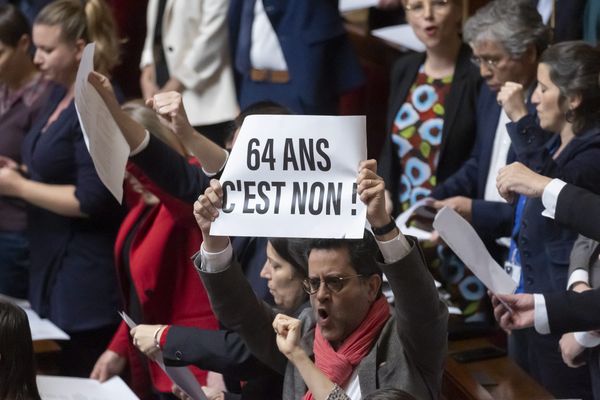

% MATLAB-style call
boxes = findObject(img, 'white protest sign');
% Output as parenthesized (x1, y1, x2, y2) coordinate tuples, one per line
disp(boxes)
(74, 42, 129, 203)
(210, 115, 367, 238)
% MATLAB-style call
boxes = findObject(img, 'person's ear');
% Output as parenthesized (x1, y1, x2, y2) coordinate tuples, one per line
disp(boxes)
(366, 274, 382, 302)
(16, 34, 31, 53)
(567, 94, 582, 112)
(73, 38, 86, 62)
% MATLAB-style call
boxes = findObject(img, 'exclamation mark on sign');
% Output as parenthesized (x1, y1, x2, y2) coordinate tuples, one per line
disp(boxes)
(351, 182, 357, 215)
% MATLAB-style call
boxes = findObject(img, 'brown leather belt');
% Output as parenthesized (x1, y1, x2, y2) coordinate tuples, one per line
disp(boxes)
(250, 68, 290, 83)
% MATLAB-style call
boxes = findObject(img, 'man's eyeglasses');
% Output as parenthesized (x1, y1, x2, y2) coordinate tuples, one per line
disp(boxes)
(302, 274, 363, 295)
(404, 0, 450, 15)
(470, 55, 502, 71)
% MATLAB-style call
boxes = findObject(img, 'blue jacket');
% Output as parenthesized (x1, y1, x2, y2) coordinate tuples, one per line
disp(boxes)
(228, 0, 364, 109)
(509, 117, 600, 293)
(22, 86, 124, 332)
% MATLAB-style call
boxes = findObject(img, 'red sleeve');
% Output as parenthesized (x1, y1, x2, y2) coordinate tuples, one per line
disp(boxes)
(107, 320, 130, 357)
(159, 325, 172, 349)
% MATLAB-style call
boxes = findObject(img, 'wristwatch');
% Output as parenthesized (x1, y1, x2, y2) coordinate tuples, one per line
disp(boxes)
(371, 218, 397, 236)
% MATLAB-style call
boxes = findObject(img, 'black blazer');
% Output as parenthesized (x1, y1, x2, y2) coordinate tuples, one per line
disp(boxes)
(556, 183, 600, 242)
(378, 43, 480, 215)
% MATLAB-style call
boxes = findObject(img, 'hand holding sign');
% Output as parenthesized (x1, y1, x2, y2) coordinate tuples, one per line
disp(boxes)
(357, 160, 389, 229)
(193, 179, 230, 253)
(211, 115, 367, 238)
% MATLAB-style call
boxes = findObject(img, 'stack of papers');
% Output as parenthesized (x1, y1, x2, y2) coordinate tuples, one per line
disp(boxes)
(37, 376, 138, 399)
(0, 293, 69, 341)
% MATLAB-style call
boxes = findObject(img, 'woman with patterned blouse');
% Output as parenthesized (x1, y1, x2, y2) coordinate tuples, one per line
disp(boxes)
(378, 0, 480, 215)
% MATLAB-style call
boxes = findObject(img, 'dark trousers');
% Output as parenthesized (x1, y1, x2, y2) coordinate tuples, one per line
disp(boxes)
(58, 324, 119, 377)
(509, 327, 593, 399)
(239, 75, 339, 116)
(0, 231, 29, 298)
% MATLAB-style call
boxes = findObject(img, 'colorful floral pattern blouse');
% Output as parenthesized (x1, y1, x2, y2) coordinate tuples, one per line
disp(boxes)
(391, 65, 453, 211)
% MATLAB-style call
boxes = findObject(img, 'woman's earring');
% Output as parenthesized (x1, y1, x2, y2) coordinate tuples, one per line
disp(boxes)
(565, 108, 575, 123)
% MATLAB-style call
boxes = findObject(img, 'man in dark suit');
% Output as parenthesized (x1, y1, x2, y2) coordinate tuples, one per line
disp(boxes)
(228, 0, 364, 114)
(494, 161, 600, 397)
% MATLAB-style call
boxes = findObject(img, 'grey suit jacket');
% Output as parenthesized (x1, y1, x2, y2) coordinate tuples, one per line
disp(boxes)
(569, 235, 600, 289)
(197, 238, 448, 400)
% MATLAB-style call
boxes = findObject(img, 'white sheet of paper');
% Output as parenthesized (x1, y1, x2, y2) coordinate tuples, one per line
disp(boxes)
(211, 115, 367, 238)
(74, 42, 129, 203)
(371, 24, 426, 52)
(29, 318, 70, 341)
(118, 312, 208, 400)
(0, 294, 69, 340)
(37, 376, 138, 399)
(433, 207, 517, 294)
(339, 0, 378, 12)
(119, 310, 137, 329)
(394, 197, 433, 241)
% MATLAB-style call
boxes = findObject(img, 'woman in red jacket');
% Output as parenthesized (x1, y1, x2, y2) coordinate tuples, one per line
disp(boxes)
(90, 99, 225, 399)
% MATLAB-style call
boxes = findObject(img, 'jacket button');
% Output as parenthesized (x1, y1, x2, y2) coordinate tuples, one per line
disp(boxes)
(175, 350, 183, 360)
(523, 251, 531, 258)
(520, 238, 528, 245)
(525, 264, 532, 271)
(168, 46, 174, 52)
(145, 289, 153, 297)
(526, 278, 533, 285)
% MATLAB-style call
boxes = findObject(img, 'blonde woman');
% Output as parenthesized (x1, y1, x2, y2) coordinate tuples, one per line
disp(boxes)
(0, 0, 123, 377)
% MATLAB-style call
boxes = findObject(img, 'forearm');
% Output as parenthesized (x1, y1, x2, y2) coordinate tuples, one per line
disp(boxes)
(289, 350, 340, 400)
(179, 127, 228, 174)
(17, 180, 85, 217)
(109, 106, 147, 150)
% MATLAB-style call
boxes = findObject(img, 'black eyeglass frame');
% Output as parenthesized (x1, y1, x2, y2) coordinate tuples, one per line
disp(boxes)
(301, 274, 364, 295)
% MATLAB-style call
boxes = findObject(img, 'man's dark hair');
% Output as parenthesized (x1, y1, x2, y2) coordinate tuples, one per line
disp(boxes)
(306, 229, 381, 277)
(363, 388, 417, 400)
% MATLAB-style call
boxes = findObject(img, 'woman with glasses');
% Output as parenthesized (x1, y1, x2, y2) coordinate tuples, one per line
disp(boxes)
(378, 0, 479, 216)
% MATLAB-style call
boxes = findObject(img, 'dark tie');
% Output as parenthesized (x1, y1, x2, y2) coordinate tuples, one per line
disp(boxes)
(235, 0, 257, 74)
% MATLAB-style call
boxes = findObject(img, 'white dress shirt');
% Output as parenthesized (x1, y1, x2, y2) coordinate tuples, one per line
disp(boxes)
(250, 0, 288, 71)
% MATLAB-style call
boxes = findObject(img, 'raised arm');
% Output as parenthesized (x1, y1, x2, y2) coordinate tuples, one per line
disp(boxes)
(192, 180, 287, 374)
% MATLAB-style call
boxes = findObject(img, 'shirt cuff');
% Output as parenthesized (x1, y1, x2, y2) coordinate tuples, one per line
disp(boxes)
(376, 232, 411, 264)
(202, 149, 229, 177)
(193, 240, 233, 273)
(534, 293, 551, 334)
(541, 179, 567, 219)
(567, 269, 590, 290)
(129, 130, 150, 156)
(574, 331, 600, 348)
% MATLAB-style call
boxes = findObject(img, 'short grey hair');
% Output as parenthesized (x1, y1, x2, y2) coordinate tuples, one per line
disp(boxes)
(463, 0, 551, 58)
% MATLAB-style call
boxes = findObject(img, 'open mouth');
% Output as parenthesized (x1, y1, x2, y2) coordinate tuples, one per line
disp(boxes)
(424, 26, 438, 35)
(317, 308, 330, 325)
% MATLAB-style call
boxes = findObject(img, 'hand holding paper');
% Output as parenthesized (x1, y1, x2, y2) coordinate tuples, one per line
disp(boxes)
(119, 312, 208, 400)
(490, 292, 535, 332)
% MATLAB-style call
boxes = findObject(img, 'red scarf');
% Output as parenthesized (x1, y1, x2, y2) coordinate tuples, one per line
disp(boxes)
(303, 296, 390, 400)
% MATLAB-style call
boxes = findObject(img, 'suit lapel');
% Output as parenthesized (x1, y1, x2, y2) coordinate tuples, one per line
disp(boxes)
(388, 54, 424, 132)
(438, 44, 470, 159)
